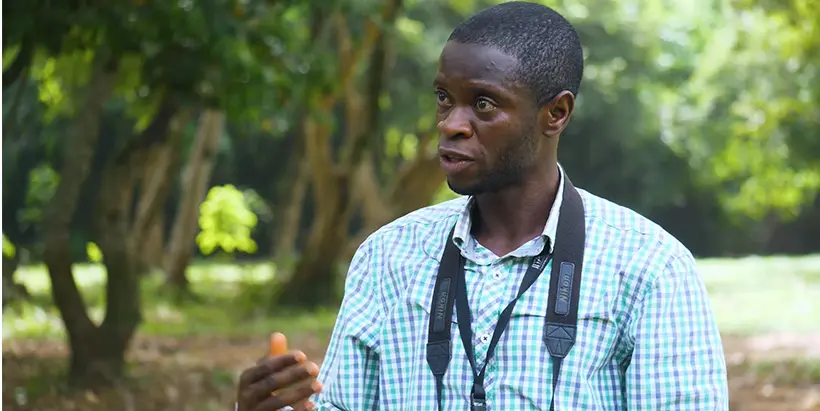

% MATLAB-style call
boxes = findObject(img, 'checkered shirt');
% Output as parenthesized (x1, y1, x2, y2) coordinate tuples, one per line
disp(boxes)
(312, 168, 729, 410)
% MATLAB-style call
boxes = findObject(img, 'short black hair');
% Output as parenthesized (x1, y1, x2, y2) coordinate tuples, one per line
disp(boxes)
(448, 1, 584, 106)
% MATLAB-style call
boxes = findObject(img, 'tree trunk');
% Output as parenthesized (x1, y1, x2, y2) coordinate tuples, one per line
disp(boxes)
(42, 51, 122, 386)
(74, 95, 184, 387)
(164, 110, 224, 293)
(2, 252, 27, 309)
(132, 111, 190, 272)
(272, 155, 310, 265)
(275, 0, 403, 308)
(68, 340, 129, 388)
(274, 111, 348, 307)
(141, 214, 165, 269)
(275, 172, 350, 308)
(87, 162, 142, 386)
(278, 231, 345, 307)
(342, 150, 444, 260)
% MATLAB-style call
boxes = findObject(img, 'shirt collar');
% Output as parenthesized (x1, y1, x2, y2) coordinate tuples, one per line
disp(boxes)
(452, 163, 566, 256)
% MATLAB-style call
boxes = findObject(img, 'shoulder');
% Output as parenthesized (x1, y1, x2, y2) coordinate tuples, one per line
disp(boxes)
(346, 197, 466, 309)
(357, 196, 467, 255)
(577, 188, 697, 281)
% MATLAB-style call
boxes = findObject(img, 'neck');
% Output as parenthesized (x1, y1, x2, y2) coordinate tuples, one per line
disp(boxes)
(472, 164, 560, 256)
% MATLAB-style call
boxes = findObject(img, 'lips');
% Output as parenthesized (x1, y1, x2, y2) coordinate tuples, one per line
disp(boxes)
(438, 148, 474, 162)
(438, 148, 475, 174)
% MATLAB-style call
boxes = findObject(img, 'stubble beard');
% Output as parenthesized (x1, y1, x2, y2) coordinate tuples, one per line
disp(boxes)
(447, 130, 539, 196)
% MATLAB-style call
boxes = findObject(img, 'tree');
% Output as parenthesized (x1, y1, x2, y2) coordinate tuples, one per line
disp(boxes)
(662, 0, 820, 220)
(271, 0, 460, 307)
(3, 0, 310, 385)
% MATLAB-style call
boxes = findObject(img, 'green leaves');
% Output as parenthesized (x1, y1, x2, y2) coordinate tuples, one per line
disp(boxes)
(195, 185, 259, 256)
(19, 164, 60, 232)
(660, 0, 820, 220)
(3, 234, 17, 259)
(86, 242, 103, 263)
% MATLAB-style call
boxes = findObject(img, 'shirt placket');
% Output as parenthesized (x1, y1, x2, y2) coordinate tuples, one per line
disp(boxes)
(470, 259, 510, 373)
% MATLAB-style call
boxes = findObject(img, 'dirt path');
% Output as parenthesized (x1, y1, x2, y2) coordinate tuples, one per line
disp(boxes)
(721, 334, 820, 411)
(3, 333, 820, 410)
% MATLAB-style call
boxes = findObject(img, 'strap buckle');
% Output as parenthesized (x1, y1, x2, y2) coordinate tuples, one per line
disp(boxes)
(471, 393, 487, 411)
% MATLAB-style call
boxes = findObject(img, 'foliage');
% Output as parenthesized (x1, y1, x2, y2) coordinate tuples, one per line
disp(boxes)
(195, 185, 259, 256)
(661, 0, 820, 219)
(4, 0, 818, 265)
(19, 164, 60, 232)
(3, 234, 16, 259)
(85, 242, 103, 263)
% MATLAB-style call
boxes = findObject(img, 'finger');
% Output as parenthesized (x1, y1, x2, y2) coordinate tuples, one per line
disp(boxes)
(253, 379, 322, 411)
(275, 379, 323, 407)
(249, 361, 320, 401)
(292, 400, 316, 411)
(268, 333, 289, 396)
(270, 332, 288, 355)
(240, 351, 306, 388)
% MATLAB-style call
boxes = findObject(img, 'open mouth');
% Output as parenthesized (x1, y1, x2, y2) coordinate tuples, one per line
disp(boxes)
(439, 154, 473, 173)
(441, 154, 467, 162)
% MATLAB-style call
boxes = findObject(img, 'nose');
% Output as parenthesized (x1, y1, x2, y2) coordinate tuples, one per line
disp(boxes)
(437, 106, 474, 140)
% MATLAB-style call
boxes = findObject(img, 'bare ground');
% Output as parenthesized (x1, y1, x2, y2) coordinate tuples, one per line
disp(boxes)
(3, 332, 820, 411)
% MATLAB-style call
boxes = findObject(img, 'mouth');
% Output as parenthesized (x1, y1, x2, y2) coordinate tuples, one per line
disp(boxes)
(438, 148, 474, 162)
(438, 149, 475, 174)
(440, 153, 471, 163)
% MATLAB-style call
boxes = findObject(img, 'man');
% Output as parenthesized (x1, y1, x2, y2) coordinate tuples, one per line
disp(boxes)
(235, 2, 729, 410)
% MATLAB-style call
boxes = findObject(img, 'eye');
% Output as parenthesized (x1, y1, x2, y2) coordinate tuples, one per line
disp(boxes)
(435, 89, 451, 105)
(475, 97, 496, 112)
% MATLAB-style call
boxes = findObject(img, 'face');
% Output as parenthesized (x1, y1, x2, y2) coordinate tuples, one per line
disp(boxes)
(434, 41, 542, 196)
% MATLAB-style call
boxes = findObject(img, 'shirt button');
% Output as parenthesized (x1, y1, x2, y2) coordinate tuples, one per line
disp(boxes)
(492, 271, 503, 280)
(480, 332, 491, 343)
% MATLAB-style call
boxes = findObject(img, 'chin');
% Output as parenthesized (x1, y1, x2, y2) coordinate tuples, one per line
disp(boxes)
(446, 179, 484, 197)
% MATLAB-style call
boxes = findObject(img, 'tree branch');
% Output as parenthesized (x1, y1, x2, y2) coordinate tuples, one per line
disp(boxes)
(339, 0, 404, 169)
(44, 49, 119, 343)
(130, 110, 192, 249)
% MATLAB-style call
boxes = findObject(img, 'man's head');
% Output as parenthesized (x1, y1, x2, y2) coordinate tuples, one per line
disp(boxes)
(435, 1, 584, 196)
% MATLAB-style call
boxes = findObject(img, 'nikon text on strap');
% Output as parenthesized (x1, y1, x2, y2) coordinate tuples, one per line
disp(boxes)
(426, 175, 586, 411)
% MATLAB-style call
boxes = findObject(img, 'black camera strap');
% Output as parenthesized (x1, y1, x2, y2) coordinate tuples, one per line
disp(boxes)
(426, 175, 586, 411)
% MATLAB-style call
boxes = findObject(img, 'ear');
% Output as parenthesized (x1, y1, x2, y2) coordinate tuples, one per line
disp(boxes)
(538, 91, 575, 138)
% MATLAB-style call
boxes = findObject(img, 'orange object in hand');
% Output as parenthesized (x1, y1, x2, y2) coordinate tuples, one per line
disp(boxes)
(270, 332, 288, 397)
(269, 332, 316, 409)
(270, 332, 288, 356)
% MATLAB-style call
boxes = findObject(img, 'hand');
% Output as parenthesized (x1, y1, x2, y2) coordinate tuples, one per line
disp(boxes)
(236, 334, 323, 411)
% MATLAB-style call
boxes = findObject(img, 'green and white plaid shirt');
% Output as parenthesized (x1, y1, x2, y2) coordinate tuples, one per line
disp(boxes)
(313, 168, 729, 410)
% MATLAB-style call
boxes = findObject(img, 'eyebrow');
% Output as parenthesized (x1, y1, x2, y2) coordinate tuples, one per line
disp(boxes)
(465, 81, 509, 96)
(434, 77, 514, 99)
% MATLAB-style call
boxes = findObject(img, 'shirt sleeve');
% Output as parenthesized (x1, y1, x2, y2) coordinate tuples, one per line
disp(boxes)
(625, 249, 730, 410)
(312, 238, 382, 411)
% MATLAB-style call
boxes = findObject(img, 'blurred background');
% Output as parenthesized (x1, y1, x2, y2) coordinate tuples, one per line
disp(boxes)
(2, 0, 818, 409)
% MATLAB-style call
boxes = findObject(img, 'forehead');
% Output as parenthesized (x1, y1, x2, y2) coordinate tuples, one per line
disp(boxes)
(435, 41, 522, 92)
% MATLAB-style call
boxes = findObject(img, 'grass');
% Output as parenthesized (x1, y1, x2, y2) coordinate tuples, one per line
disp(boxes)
(3, 262, 339, 341)
(5, 255, 820, 340)
(698, 254, 820, 335)
(743, 358, 820, 386)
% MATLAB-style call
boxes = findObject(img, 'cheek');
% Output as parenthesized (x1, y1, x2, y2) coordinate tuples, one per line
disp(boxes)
(475, 115, 512, 143)
(474, 112, 530, 156)
(497, 133, 538, 165)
